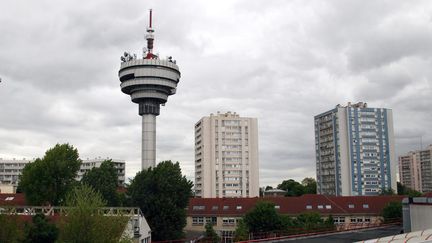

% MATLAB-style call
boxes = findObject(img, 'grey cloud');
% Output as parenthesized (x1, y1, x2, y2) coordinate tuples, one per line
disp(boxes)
(1, 0, 432, 185)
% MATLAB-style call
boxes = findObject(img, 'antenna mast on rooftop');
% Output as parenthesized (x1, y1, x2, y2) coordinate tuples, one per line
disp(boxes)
(145, 9, 155, 59)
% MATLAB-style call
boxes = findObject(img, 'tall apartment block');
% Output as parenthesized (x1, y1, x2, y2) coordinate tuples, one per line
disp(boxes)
(0, 158, 126, 186)
(194, 112, 259, 198)
(399, 145, 432, 193)
(315, 102, 397, 196)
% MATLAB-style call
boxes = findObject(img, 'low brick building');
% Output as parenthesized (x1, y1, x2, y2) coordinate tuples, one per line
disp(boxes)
(186, 194, 403, 238)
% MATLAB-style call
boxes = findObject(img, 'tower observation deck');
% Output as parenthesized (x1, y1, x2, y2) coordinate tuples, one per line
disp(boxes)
(119, 10, 181, 169)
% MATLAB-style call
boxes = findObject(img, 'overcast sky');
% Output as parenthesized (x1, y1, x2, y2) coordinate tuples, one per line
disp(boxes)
(1, 0, 431, 187)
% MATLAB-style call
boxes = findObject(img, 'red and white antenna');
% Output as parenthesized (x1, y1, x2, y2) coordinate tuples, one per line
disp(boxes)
(145, 9, 156, 59)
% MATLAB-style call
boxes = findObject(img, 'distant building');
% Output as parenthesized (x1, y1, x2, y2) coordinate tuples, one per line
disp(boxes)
(0, 157, 126, 188)
(263, 188, 286, 197)
(186, 194, 403, 239)
(399, 145, 432, 193)
(77, 158, 126, 185)
(315, 102, 397, 196)
(194, 112, 259, 198)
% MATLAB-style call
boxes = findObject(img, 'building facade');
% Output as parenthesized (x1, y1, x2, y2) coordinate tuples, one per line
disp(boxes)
(399, 145, 432, 193)
(315, 102, 397, 196)
(186, 195, 403, 240)
(0, 158, 126, 186)
(194, 112, 259, 198)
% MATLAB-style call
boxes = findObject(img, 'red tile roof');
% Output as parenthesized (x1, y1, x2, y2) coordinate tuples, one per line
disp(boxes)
(187, 194, 404, 216)
(0, 193, 26, 206)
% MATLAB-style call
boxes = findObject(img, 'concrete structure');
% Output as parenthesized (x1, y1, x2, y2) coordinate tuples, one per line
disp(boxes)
(0, 158, 126, 187)
(186, 195, 403, 240)
(403, 195, 432, 233)
(118, 10, 180, 170)
(355, 228, 432, 243)
(263, 188, 286, 197)
(399, 145, 432, 193)
(315, 102, 397, 196)
(194, 112, 259, 198)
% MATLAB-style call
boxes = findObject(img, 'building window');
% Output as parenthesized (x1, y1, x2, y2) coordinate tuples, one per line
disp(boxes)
(348, 204, 355, 209)
(236, 205, 242, 210)
(205, 217, 217, 225)
(325, 205, 331, 209)
(222, 217, 236, 225)
(362, 204, 369, 209)
(306, 205, 312, 210)
(365, 217, 371, 223)
(223, 205, 229, 210)
(350, 218, 356, 223)
(317, 205, 323, 209)
(211, 206, 218, 210)
(192, 217, 204, 225)
(274, 205, 280, 209)
(192, 205, 205, 211)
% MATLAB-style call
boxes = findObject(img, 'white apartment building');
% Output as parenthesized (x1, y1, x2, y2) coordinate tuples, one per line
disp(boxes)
(315, 102, 397, 196)
(194, 112, 259, 198)
(0, 157, 125, 186)
(399, 145, 432, 193)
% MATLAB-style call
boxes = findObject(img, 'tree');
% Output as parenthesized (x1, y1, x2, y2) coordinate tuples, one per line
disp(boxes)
(59, 185, 129, 243)
(244, 201, 283, 233)
(128, 161, 193, 240)
(19, 144, 82, 205)
(380, 188, 396, 195)
(82, 160, 119, 206)
(23, 213, 59, 243)
(204, 223, 221, 242)
(277, 179, 304, 196)
(382, 201, 402, 222)
(301, 178, 317, 194)
(0, 214, 23, 243)
(234, 219, 249, 241)
(397, 182, 422, 197)
(294, 212, 324, 231)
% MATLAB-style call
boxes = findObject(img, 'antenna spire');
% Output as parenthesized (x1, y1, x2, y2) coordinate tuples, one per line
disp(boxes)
(145, 9, 156, 59)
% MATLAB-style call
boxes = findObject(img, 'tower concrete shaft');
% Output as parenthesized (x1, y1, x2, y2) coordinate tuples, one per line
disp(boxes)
(119, 10, 180, 170)
(142, 114, 156, 169)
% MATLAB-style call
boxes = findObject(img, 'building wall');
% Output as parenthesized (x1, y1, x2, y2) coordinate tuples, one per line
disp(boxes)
(0, 158, 125, 186)
(185, 215, 383, 233)
(194, 112, 259, 198)
(399, 145, 432, 193)
(409, 204, 432, 232)
(315, 102, 397, 196)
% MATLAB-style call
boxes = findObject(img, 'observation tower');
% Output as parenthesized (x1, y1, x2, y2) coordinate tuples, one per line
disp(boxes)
(119, 10, 181, 169)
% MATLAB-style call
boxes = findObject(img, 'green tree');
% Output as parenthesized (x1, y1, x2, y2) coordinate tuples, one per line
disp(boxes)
(277, 179, 304, 196)
(382, 201, 402, 222)
(82, 160, 119, 206)
(397, 182, 422, 197)
(59, 184, 129, 243)
(204, 223, 220, 242)
(324, 215, 335, 230)
(23, 213, 59, 243)
(380, 188, 396, 195)
(0, 214, 23, 243)
(294, 212, 324, 231)
(19, 144, 82, 205)
(244, 201, 283, 233)
(128, 161, 193, 240)
(301, 177, 317, 194)
(234, 219, 249, 241)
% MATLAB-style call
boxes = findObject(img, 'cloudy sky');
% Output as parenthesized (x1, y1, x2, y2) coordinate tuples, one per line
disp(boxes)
(1, 0, 431, 187)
